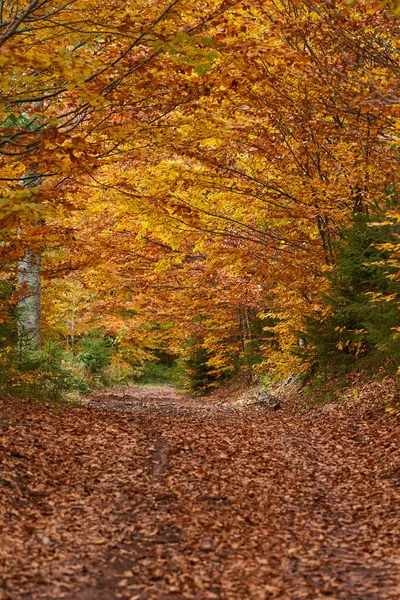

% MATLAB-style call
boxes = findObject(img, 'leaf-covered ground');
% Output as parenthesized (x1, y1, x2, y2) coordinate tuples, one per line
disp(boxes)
(0, 386, 399, 600)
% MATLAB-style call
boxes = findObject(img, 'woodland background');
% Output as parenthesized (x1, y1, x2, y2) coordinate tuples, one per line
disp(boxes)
(1, 0, 400, 402)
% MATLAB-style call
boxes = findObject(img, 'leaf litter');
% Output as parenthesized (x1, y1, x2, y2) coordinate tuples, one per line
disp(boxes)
(0, 386, 399, 599)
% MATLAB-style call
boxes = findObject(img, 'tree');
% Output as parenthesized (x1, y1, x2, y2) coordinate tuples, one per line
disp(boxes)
(1, 0, 399, 389)
(298, 195, 400, 373)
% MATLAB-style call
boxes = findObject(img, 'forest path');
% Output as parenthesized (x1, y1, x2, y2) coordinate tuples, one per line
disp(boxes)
(0, 385, 399, 600)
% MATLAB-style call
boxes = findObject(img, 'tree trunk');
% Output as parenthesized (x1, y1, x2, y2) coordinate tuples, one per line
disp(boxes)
(18, 250, 41, 353)
(17, 167, 43, 354)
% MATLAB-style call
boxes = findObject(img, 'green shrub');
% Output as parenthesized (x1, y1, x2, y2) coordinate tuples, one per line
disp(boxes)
(135, 361, 173, 385)
(77, 333, 113, 374)
(68, 371, 90, 393)
(181, 344, 219, 395)
(15, 341, 78, 403)
(0, 282, 18, 391)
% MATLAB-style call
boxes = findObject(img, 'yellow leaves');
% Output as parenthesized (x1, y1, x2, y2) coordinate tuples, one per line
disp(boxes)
(0, 0, 398, 384)
(376, 0, 400, 15)
(0, 48, 51, 70)
(0, 188, 47, 221)
(154, 256, 180, 274)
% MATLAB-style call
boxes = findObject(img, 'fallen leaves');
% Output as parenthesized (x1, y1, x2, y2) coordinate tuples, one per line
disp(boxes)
(0, 387, 399, 599)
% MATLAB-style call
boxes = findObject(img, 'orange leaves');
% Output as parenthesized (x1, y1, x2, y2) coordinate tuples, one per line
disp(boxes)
(1, 0, 399, 380)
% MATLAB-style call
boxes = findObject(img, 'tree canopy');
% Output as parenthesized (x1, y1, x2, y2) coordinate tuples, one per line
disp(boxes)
(1, 0, 399, 393)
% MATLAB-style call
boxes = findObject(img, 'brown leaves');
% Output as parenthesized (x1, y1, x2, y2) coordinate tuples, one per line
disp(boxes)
(0, 387, 399, 599)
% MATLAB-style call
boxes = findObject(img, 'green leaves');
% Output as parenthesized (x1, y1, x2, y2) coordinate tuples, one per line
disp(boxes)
(194, 62, 216, 75)
(150, 33, 218, 74)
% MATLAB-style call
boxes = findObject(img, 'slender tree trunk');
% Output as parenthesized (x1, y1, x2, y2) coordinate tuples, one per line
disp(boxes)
(71, 300, 75, 358)
(17, 169, 42, 354)
(18, 250, 41, 352)
(238, 305, 252, 352)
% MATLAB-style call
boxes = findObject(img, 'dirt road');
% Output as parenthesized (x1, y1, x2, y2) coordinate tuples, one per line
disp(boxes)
(0, 386, 399, 599)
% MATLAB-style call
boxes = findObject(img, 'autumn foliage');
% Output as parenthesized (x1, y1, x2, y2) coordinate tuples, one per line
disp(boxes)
(0, 0, 399, 394)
